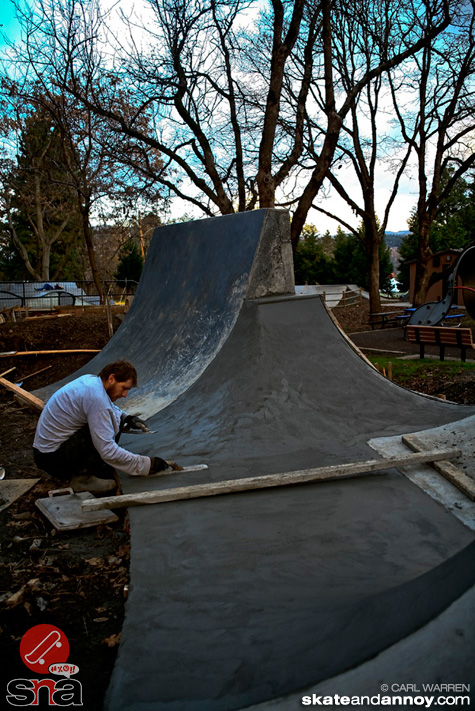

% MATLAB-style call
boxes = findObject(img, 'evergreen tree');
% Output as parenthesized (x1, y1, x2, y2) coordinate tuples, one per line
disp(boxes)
(114, 243, 144, 285)
(293, 225, 334, 284)
(332, 227, 392, 292)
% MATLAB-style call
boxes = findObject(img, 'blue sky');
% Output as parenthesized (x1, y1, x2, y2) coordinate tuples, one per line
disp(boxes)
(0, 0, 412, 234)
(0, 0, 21, 47)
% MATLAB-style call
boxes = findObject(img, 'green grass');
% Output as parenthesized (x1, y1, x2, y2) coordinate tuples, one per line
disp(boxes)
(368, 355, 475, 385)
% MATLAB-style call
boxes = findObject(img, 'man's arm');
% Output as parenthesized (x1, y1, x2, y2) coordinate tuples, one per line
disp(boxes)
(88, 406, 151, 476)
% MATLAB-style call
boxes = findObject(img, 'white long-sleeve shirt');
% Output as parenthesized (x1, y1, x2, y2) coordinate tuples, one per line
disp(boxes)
(33, 374, 151, 476)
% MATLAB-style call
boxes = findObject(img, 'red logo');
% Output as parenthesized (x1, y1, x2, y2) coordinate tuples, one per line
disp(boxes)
(19, 624, 70, 674)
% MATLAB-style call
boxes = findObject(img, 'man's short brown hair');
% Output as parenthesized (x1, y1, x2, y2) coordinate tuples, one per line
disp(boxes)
(99, 360, 138, 387)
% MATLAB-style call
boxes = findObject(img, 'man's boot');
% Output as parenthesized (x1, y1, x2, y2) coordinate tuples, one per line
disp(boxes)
(70, 475, 117, 493)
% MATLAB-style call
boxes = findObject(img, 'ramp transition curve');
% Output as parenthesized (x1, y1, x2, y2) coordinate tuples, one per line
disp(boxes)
(108, 294, 474, 705)
(36, 209, 294, 418)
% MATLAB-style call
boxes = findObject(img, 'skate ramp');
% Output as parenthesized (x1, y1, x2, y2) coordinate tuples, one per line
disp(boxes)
(35, 209, 294, 417)
(31, 208, 475, 708)
(107, 295, 475, 711)
(120, 296, 473, 474)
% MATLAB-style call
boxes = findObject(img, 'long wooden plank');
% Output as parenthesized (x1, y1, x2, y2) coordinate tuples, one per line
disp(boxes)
(402, 434, 475, 501)
(0, 377, 45, 411)
(0, 349, 100, 357)
(82, 448, 462, 512)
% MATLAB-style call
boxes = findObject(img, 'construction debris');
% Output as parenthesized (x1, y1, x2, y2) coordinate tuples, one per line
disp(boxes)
(0, 478, 40, 512)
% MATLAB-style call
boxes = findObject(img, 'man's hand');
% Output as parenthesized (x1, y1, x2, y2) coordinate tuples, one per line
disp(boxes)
(122, 415, 149, 433)
(149, 456, 170, 474)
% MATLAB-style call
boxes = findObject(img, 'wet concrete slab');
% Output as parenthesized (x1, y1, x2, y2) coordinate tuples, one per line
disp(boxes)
(107, 476, 474, 710)
(107, 295, 475, 710)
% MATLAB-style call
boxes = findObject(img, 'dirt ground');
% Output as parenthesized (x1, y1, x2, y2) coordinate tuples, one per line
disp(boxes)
(0, 313, 125, 709)
(0, 303, 474, 707)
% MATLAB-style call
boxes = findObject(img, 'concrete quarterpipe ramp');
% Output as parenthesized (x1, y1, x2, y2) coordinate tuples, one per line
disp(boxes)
(36, 209, 293, 416)
(37, 210, 475, 708)
(107, 295, 475, 710)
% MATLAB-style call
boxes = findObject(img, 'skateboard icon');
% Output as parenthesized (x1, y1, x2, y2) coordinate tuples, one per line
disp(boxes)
(24, 629, 62, 665)
(20, 624, 70, 673)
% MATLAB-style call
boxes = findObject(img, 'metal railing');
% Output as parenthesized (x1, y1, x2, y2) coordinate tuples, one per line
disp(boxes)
(0, 279, 139, 311)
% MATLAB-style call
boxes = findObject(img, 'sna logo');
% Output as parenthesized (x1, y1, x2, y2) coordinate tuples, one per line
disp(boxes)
(6, 624, 83, 706)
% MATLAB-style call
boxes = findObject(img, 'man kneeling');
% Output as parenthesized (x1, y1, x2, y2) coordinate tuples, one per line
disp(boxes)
(33, 359, 169, 493)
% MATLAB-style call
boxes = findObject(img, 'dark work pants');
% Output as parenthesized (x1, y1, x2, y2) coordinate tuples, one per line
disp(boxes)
(33, 425, 119, 481)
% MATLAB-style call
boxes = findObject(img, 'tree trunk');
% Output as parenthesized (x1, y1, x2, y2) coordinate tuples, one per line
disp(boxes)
(40, 242, 51, 280)
(367, 229, 381, 314)
(257, 0, 305, 209)
(78, 193, 103, 302)
(413, 218, 432, 306)
(7, 209, 41, 280)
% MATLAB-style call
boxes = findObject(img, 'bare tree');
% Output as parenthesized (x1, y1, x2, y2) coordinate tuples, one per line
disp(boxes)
(0, 102, 79, 280)
(3, 0, 166, 295)
(5, 0, 452, 252)
(388, 0, 475, 305)
(288, 0, 453, 246)
(302, 14, 413, 312)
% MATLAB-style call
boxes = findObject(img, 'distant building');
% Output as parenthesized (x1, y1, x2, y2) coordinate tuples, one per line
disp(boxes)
(406, 249, 463, 304)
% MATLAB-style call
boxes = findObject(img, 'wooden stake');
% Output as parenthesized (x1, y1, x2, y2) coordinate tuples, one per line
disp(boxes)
(23, 313, 72, 322)
(82, 448, 462, 512)
(402, 434, 475, 501)
(106, 305, 113, 339)
(388, 362, 393, 381)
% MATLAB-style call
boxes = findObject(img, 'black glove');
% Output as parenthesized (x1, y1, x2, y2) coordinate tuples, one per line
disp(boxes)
(121, 414, 148, 432)
(149, 457, 170, 474)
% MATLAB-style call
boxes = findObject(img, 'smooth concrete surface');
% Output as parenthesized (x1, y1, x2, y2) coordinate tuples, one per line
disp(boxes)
(107, 478, 475, 711)
(106, 296, 475, 711)
(242, 583, 475, 709)
(120, 297, 473, 477)
(32, 211, 475, 709)
(35, 209, 294, 418)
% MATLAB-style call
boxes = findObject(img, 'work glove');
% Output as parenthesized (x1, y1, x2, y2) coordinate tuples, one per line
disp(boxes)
(121, 414, 149, 433)
(149, 456, 170, 474)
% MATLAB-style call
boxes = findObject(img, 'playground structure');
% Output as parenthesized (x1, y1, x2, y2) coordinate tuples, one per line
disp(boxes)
(36, 210, 475, 710)
(408, 245, 475, 326)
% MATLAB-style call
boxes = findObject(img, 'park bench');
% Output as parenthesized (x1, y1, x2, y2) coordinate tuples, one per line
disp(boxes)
(405, 325, 475, 361)
(366, 311, 405, 329)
